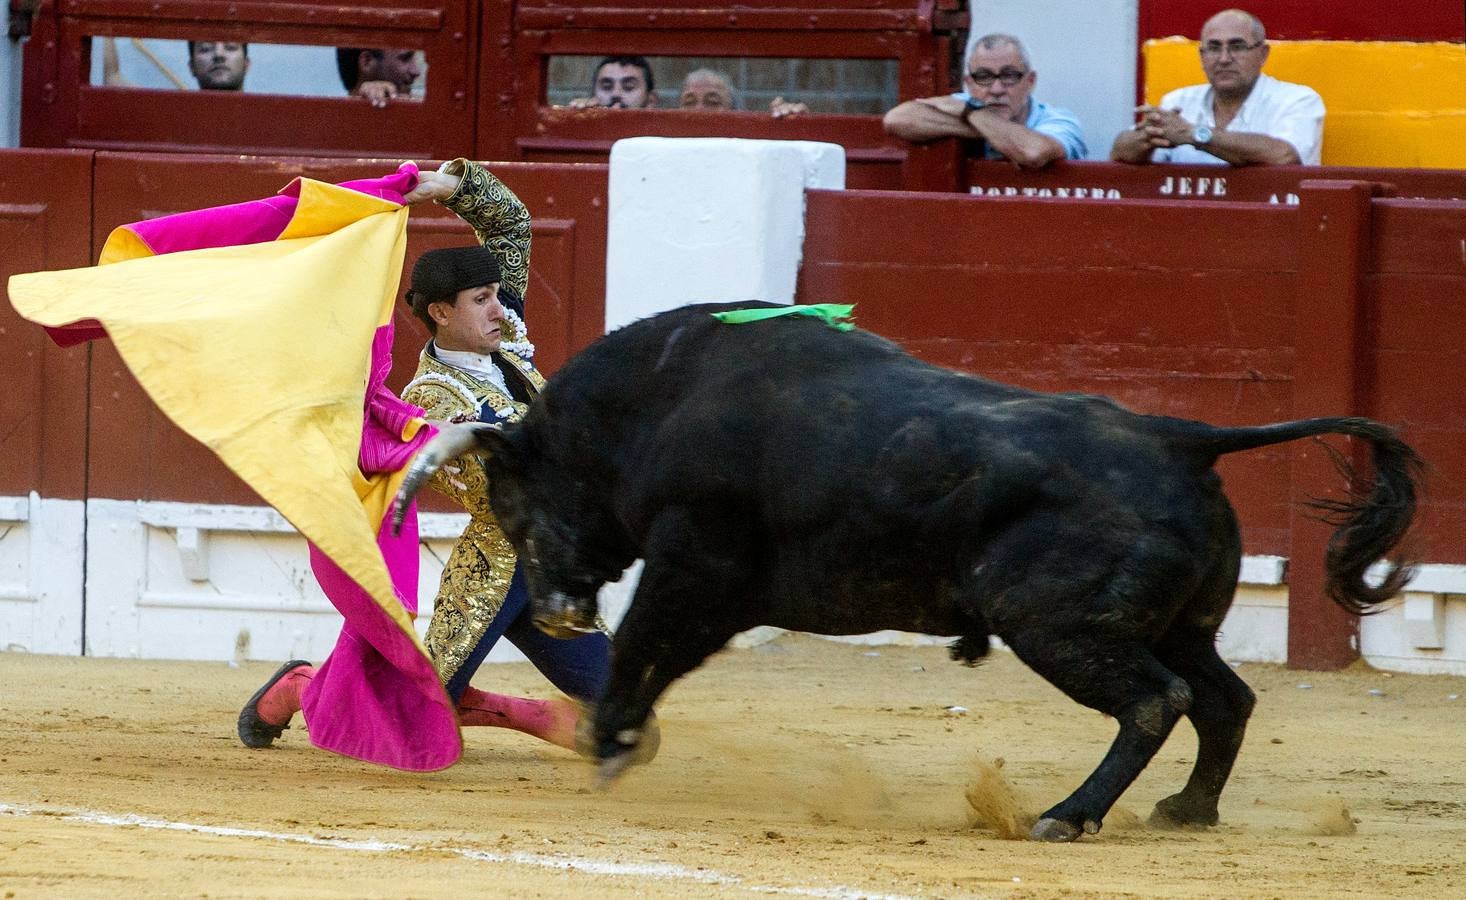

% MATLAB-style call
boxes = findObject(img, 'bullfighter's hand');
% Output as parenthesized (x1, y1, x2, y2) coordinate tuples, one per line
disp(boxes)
(402, 168, 462, 205)
(440, 463, 468, 492)
(564, 96, 602, 109)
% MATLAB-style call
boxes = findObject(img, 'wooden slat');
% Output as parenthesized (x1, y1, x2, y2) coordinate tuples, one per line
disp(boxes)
(60, 0, 443, 29)
(1369, 200, 1466, 275)
(1140, 0, 1463, 42)
(803, 191, 1299, 271)
(0, 150, 94, 500)
(517, 7, 928, 31)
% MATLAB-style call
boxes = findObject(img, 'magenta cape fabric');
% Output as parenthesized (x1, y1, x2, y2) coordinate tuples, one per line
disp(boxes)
(56, 163, 462, 770)
(303, 319, 461, 771)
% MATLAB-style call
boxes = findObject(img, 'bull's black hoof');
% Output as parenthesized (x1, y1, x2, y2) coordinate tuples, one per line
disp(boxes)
(1029, 817, 1084, 842)
(237, 659, 311, 749)
(629, 712, 661, 765)
(586, 713, 662, 788)
(1148, 794, 1219, 830)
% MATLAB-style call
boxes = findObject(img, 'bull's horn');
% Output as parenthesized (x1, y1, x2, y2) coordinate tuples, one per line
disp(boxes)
(390, 422, 498, 535)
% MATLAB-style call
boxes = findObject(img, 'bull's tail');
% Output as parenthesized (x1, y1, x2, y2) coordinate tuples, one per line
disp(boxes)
(1158, 415, 1425, 615)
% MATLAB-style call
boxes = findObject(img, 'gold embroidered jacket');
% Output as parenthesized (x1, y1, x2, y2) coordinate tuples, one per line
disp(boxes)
(402, 158, 546, 687)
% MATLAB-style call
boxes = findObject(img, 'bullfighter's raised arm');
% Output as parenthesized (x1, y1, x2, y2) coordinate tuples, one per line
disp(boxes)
(435, 158, 532, 303)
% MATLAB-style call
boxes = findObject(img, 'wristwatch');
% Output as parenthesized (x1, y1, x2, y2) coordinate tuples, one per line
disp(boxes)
(1192, 124, 1213, 145)
(963, 97, 986, 114)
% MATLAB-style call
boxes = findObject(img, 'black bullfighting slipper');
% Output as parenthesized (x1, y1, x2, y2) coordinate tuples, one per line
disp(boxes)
(236, 659, 312, 749)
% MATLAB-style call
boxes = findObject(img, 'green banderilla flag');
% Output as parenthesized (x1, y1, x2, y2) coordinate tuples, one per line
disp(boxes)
(711, 303, 856, 332)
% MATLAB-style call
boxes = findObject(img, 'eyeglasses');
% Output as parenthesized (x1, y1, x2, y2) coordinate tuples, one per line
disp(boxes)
(1199, 39, 1264, 57)
(968, 67, 1028, 86)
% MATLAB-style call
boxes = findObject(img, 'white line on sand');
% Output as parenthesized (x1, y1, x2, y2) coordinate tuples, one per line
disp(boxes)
(0, 802, 914, 899)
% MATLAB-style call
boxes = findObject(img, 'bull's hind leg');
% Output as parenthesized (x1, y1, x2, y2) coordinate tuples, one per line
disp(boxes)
(1147, 539, 1256, 828)
(1004, 633, 1193, 842)
(1148, 636, 1255, 828)
(592, 506, 754, 783)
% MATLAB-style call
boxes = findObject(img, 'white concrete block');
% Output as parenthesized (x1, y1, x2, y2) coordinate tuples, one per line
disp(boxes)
(82, 499, 530, 664)
(1217, 585, 1289, 663)
(605, 137, 845, 332)
(1239, 554, 1287, 585)
(19, 493, 1466, 677)
(0, 493, 85, 654)
(1401, 591, 1446, 650)
(174, 527, 210, 581)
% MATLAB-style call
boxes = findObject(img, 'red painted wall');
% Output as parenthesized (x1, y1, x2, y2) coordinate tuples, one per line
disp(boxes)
(1140, 0, 1463, 42)
(0, 150, 93, 500)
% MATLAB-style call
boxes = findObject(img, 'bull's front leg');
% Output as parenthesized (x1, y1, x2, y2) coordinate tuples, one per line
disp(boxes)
(592, 506, 754, 786)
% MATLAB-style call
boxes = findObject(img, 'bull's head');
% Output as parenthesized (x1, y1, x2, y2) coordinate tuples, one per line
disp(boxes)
(390, 421, 631, 639)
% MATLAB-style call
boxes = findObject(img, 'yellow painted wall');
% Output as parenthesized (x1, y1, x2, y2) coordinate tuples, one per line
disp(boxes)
(1144, 39, 1466, 169)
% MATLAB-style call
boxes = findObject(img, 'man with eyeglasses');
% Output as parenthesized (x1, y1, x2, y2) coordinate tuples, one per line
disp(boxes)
(883, 33, 1086, 168)
(1111, 9, 1324, 166)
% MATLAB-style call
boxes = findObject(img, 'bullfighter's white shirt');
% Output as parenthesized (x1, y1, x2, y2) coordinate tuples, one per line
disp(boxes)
(1151, 73, 1325, 166)
(433, 344, 511, 396)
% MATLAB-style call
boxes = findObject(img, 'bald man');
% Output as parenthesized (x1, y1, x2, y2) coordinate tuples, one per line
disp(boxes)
(1111, 8, 1325, 166)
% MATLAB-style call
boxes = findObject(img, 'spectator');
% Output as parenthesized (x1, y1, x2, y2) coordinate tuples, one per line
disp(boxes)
(1110, 9, 1325, 166)
(566, 55, 658, 109)
(336, 47, 424, 108)
(882, 33, 1086, 168)
(101, 37, 247, 91)
(187, 40, 249, 91)
(678, 68, 807, 119)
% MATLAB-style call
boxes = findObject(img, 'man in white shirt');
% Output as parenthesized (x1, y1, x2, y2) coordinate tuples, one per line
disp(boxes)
(1111, 8, 1325, 166)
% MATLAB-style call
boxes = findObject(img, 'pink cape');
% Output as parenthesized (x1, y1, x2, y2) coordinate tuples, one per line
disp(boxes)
(59, 164, 462, 770)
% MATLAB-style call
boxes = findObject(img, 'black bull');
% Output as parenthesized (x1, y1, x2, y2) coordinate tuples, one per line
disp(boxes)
(393, 302, 1422, 842)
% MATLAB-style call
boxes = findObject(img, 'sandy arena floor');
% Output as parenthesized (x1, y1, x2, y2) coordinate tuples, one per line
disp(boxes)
(2, 634, 1464, 898)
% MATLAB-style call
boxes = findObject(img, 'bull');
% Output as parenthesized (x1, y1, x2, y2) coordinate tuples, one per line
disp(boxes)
(393, 302, 1422, 842)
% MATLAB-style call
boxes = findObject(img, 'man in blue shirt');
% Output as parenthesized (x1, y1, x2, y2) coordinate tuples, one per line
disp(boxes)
(883, 33, 1086, 168)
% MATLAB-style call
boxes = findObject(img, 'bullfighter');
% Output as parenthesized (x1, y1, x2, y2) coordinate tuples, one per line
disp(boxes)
(239, 159, 651, 760)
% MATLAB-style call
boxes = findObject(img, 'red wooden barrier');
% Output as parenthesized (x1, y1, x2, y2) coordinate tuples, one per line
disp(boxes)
(6, 145, 1462, 671)
(499, 0, 963, 189)
(1368, 197, 1466, 563)
(0, 149, 93, 501)
(22, 0, 963, 189)
(1287, 181, 1375, 669)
